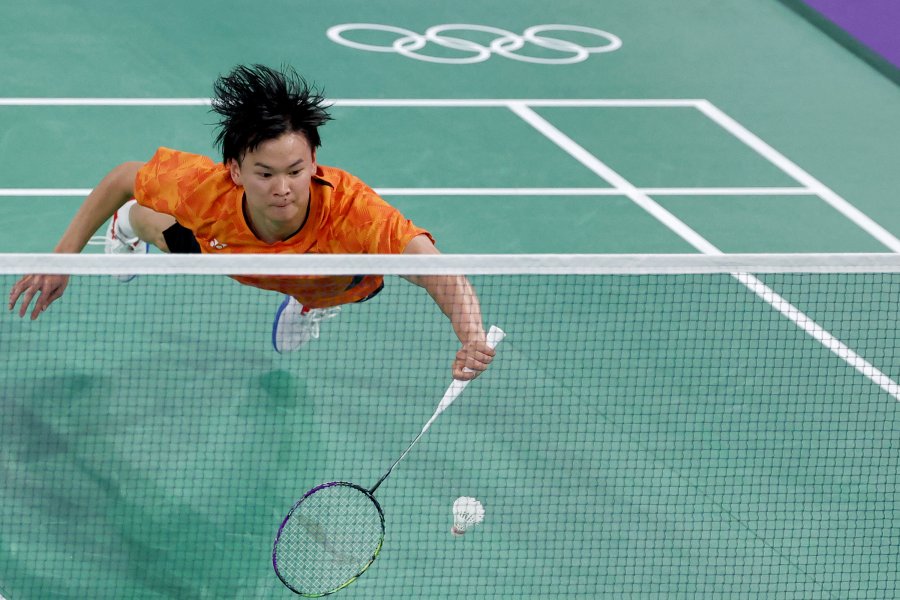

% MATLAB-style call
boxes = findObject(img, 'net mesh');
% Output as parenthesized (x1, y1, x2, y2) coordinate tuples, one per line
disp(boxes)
(1, 253, 898, 599)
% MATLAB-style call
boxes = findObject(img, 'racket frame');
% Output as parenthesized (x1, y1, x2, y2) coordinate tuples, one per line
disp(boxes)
(273, 481, 385, 597)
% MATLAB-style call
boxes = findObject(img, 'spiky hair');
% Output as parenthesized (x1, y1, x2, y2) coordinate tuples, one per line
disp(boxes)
(211, 64, 332, 164)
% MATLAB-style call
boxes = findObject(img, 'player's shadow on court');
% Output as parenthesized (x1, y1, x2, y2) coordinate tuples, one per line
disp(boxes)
(255, 368, 308, 410)
(250, 367, 322, 487)
(1, 373, 102, 462)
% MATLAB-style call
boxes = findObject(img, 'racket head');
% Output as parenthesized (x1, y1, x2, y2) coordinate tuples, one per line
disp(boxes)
(273, 481, 385, 597)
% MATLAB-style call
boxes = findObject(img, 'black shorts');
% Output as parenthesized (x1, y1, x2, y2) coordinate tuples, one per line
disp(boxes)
(162, 223, 202, 254)
(162, 223, 383, 302)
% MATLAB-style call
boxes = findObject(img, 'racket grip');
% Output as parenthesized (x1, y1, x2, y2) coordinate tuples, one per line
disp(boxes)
(485, 325, 506, 349)
(462, 325, 506, 374)
(447, 325, 505, 399)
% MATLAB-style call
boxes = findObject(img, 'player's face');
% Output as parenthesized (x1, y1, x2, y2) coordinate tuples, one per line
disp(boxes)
(229, 131, 317, 236)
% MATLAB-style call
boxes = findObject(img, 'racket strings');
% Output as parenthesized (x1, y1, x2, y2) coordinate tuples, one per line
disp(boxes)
(275, 483, 384, 595)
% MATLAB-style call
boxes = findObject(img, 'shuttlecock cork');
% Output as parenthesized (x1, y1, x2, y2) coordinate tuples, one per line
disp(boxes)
(451, 497, 485, 536)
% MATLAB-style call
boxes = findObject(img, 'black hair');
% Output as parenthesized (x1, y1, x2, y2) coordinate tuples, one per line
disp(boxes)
(211, 64, 332, 164)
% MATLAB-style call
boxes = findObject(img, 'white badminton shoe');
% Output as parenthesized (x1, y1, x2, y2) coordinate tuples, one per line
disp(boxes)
(104, 207, 149, 282)
(272, 295, 341, 352)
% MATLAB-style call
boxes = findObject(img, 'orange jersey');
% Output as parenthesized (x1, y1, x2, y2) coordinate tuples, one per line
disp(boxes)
(133, 147, 432, 308)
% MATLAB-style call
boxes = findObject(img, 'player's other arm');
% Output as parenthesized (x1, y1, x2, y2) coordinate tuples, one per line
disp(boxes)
(8, 162, 143, 320)
(401, 235, 495, 380)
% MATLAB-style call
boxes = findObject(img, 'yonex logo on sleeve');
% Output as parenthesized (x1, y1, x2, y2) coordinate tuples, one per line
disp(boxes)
(326, 24, 622, 64)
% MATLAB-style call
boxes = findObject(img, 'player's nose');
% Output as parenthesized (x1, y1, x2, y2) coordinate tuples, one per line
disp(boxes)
(272, 175, 290, 195)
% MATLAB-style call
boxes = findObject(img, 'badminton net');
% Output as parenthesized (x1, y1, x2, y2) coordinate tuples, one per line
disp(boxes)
(0, 252, 897, 599)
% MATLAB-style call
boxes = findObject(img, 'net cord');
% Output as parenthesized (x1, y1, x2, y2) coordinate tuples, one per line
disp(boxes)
(3, 252, 900, 276)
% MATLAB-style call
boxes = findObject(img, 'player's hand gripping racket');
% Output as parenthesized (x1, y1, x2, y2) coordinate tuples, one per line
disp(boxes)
(272, 326, 505, 596)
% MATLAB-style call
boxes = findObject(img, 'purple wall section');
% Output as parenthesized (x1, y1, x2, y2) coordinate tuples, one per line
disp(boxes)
(800, 0, 900, 70)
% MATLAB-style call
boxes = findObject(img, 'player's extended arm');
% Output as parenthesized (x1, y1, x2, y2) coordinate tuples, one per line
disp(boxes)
(401, 235, 495, 380)
(8, 162, 143, 320)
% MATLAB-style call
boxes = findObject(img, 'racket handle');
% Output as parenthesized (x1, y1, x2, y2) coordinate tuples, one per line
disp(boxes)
(375, 326, 506, 492)
(485, 325, 507, 349)
(429, 325, 505, 425)
(461, 325, 506, 374)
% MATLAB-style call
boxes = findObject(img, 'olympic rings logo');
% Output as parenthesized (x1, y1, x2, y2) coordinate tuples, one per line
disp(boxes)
(326, 24, 622, 65)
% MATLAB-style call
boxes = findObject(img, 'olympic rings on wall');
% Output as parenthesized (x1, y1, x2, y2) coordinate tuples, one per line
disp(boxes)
(326, 24, 622, 64)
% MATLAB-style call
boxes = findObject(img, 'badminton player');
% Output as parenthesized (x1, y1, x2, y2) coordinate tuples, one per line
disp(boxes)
(8, 64, 495, 380)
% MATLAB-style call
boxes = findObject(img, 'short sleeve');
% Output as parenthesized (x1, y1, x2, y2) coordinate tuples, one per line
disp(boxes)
(133, 147, 219, 219)
(325, 174, 433, 254)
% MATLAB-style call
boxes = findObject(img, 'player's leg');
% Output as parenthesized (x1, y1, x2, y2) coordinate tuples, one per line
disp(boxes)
(106, 201, 198, 282)
(130, 203, 179, 252)
(106, 200, 175, 253)
(272, 297, 341, 353)
(109, 200, 198, 254)
(272, 283, 383, 353)
(104, 200, 151, 282)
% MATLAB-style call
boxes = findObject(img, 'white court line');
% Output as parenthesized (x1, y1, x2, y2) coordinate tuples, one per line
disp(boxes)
(0, 98, 213, 106)
(508, 102, 900, 402)
(332, 99, 703, 108)
(0, 98, 702, 108)
(508, 102, 722, 254)
(737, 273, 900, 398)
(0, 189, 92, 196)
(375, 187, 816, 196)
(696, 100, 900, 253)
(0, 187, 816, 198)
(633, 187, 815, 196)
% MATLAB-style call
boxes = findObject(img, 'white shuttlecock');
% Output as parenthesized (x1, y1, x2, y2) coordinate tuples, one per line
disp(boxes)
(451, 496, 485, 536)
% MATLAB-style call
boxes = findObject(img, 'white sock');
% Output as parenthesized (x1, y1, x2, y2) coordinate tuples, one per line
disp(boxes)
(115, 199, 138, 239)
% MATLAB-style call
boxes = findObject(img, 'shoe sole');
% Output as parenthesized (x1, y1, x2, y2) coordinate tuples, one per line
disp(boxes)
(271, 295, 292, 353)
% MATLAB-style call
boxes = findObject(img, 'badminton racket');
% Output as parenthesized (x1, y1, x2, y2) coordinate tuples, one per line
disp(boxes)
(272, 325, 505, 596)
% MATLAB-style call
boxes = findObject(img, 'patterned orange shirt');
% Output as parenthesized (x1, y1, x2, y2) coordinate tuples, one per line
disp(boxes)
(134, 147, 432, 308)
